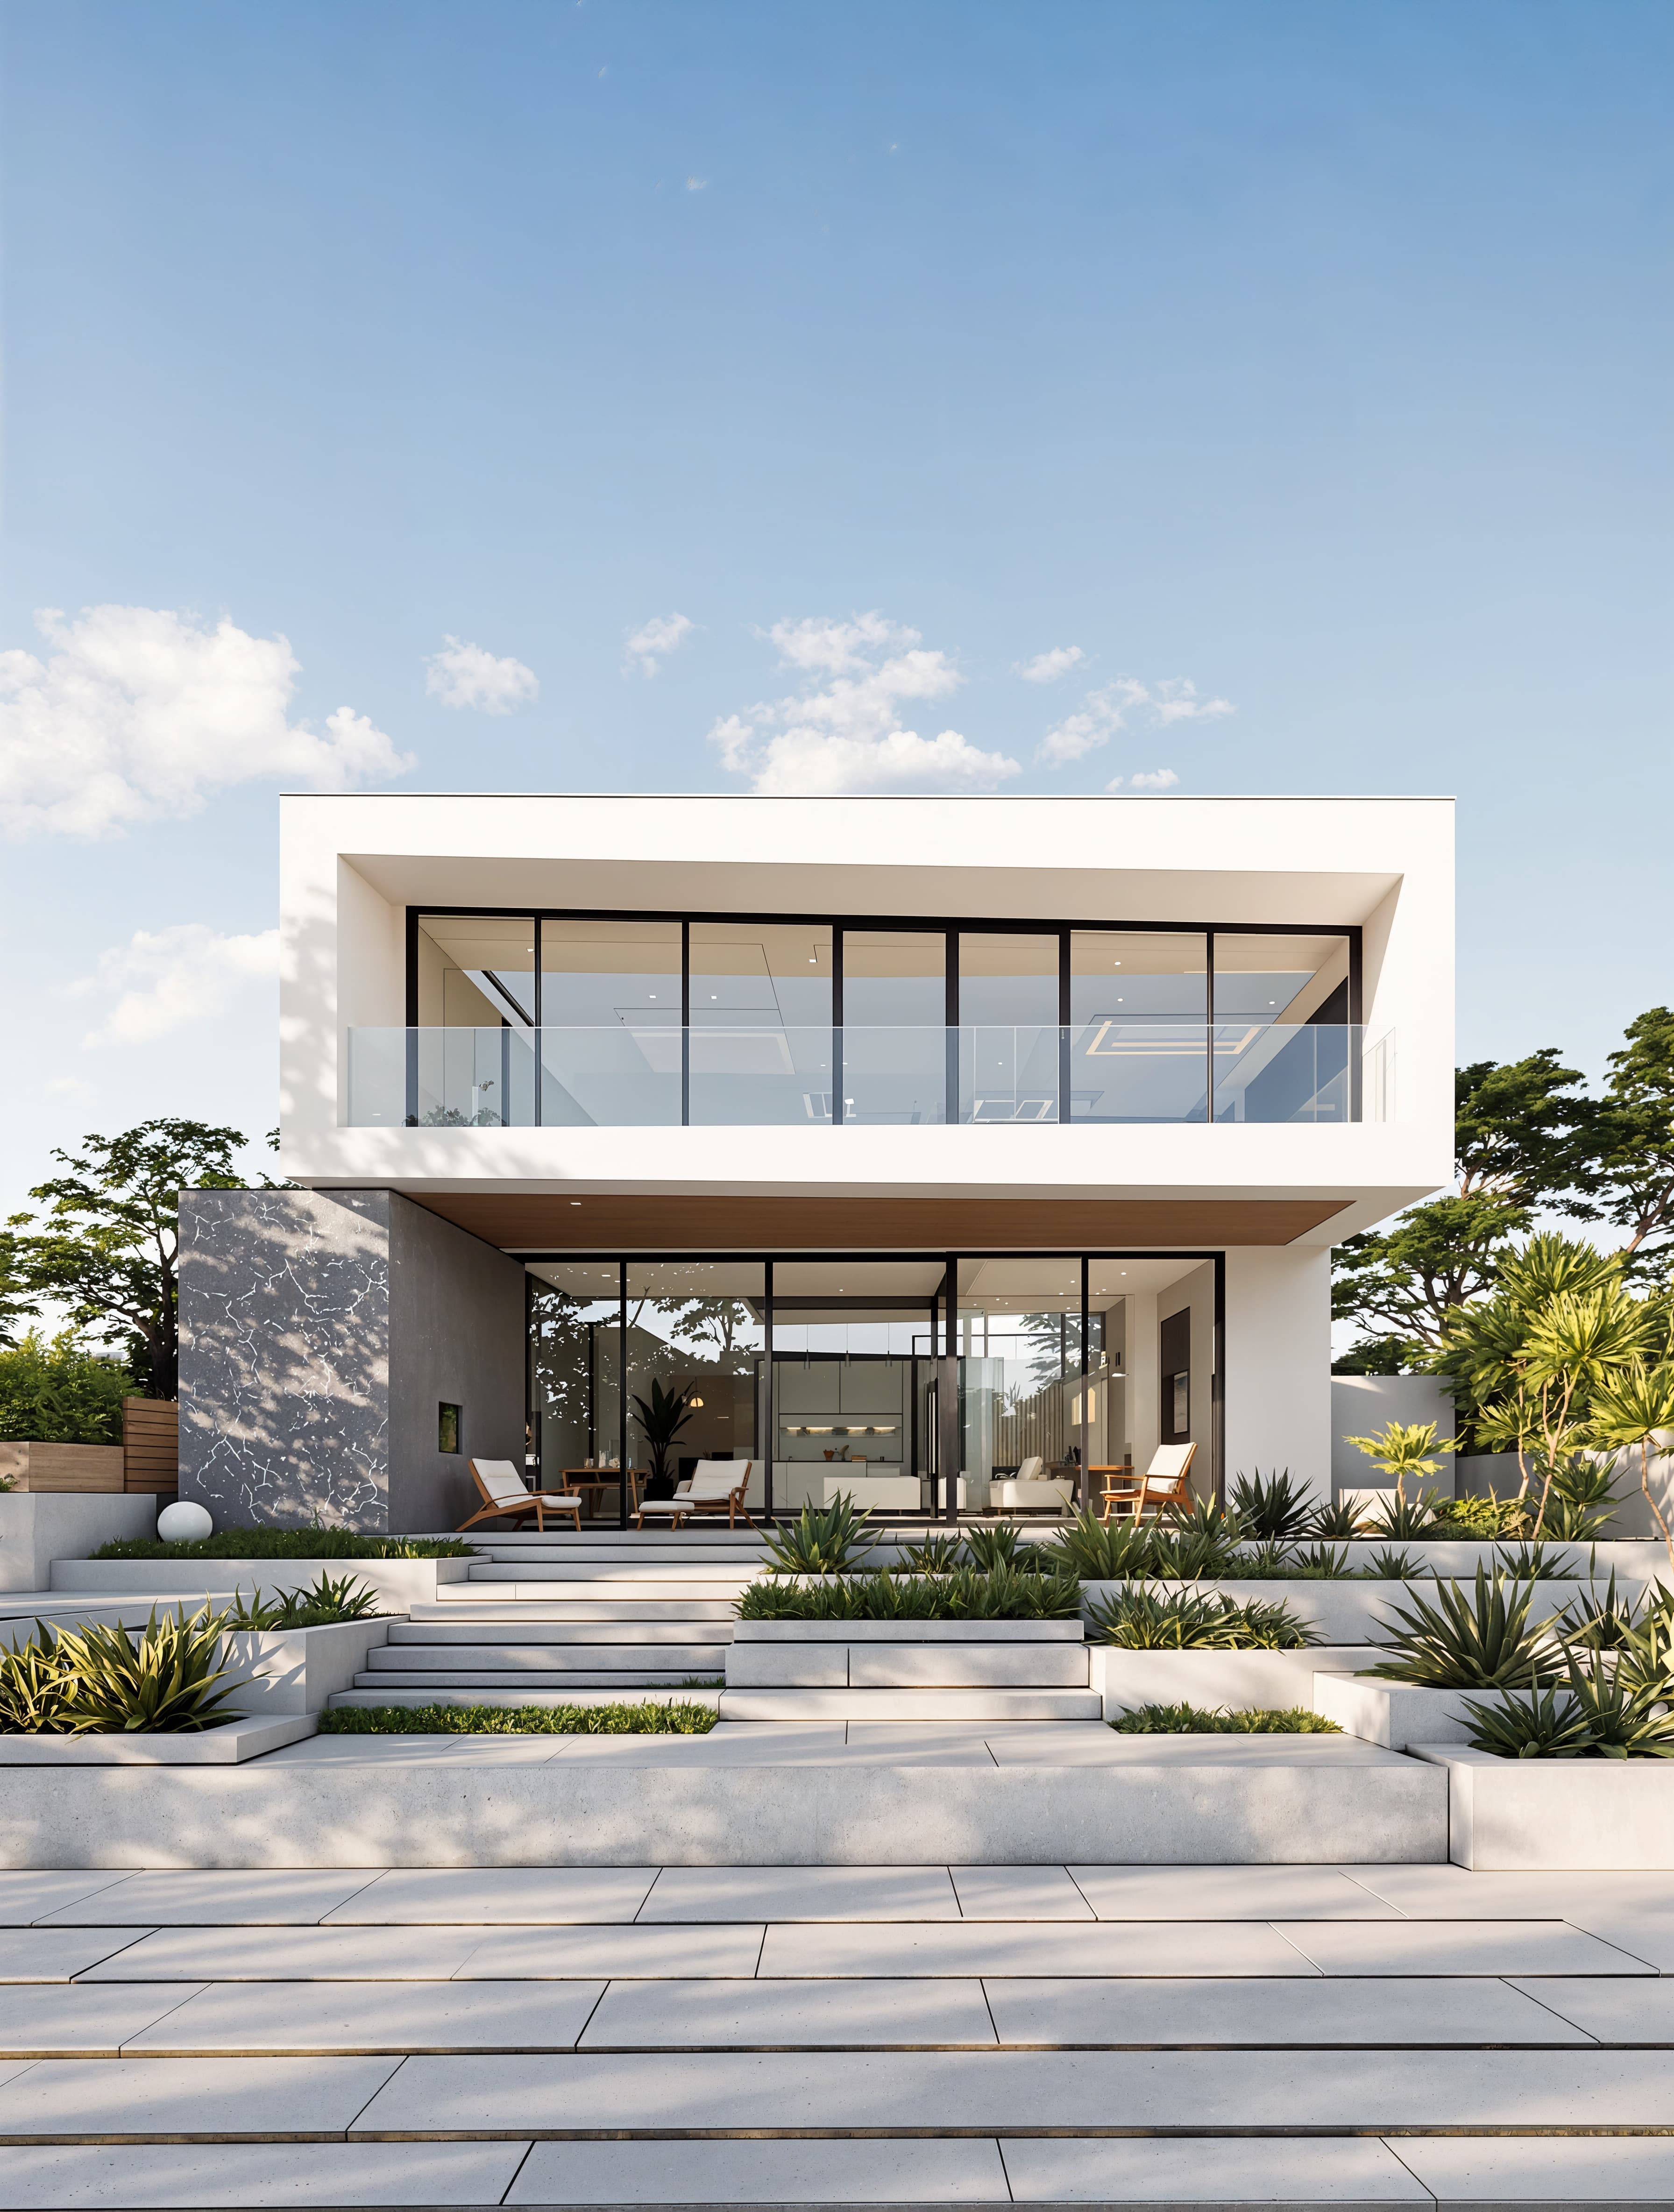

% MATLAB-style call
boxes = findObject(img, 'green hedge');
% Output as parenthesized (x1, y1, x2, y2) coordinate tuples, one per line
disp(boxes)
(738, 1564, 1082, 1621)
(93, 1528, 477, 1560)
(317, 1701, 717, 1735)
(0, 1332, 132, 1447)
(1112, 1701, 1342, 1735)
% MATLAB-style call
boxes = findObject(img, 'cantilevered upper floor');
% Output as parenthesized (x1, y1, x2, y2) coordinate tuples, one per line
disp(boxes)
(278, 790, 1454, 1250)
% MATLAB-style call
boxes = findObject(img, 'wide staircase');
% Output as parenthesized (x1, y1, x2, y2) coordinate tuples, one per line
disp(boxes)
(335, 1528, 774, 1706)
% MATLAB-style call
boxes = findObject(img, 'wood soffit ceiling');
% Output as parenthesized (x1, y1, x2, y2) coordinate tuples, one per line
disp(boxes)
(404, 1191, 1349, 1251)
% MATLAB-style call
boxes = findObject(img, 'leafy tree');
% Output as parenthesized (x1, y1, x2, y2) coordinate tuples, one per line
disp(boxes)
(1592, 1008, 1674, 1281)
(0, 1330, 133, 1445)
(1, 1121, 255, 1400)
(1343, 1418, 1457, 1508)
(1333, 1052, 1595, 1369)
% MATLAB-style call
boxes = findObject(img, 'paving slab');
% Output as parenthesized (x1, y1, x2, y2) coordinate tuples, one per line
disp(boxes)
(0, 2140, 529, 2207)
(324, 1867, 658, 1923)
(1340, 1866, 1674, 1918)
(458, 1924, 765, 1978)
(987, 1733, 1402, 1766)
(999, 2132, 1433, 2203)
(1396, 2134, 1674, 2201)
(76, 1926, 484, 1982)
(0, 1875, 129, 1928)
(982, 1975, 1596, 2047)
(508, 2136, 1011, 2204)
(1505, 1975, 1674, 2041)
(248, 1734, 563, 1768)
(0, 1930, 155, 1984)
(759, 1918, 1319, 1979)
(0, 1985, 206, 2055)
(951, 1866, 1092, 1920)
(640, 1866, 960, 1921)
(353, 2045, 1674, 2134)
(36, 1872, 381, 1927)
(1273, 1917, 1654, 1977)
(1001, 2135, 1431, 2203)
(0, 2053, 401, 2137)
(124, 1977, 607, 2053)
(1069, 1866, 1402, 1921)
(581, 1975, 997, 2047)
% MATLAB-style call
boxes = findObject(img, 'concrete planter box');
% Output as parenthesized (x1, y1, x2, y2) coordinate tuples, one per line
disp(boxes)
(727, 1619, 1089, 1689)
(1091, 1646, 1380, 1718)
(1313, 1673, 1518, 1750)
(0, 1714, 316, 1765)
(1414, 1745, 1674, 1870)
(221, 1619, 395, 1714)
(0, 1495, 158, 1593)
(732, 1619, 1086, 1641)
(50, 1556, 472, 1609)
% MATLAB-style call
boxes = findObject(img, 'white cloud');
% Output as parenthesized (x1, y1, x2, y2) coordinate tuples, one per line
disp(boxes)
(423, 635, 539, 714)
(710, 613, 1021, 796)
(1038, 673, 1233, 768)
(73, 922, 280, 1047)
(624, 612, 697, 676)
(1016, 645, 1086, 684)
(685, 176, 708, 192)
(0, 605, 411, 839)
(1107, 768, 1182, 793)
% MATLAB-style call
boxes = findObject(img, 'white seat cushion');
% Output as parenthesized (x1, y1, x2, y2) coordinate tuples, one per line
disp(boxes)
(471, 1458, 532, 1504)
(686, 1460, 750, 1500)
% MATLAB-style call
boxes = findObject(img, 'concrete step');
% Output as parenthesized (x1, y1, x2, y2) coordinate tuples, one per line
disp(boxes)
(422, 1595, 742, 1619)
(717, 1688, 1104, 1721)
(466, 1564, 759, 1589)
(726, 1645, 1091, 1688)
(389, 1619, 732, 1645)
(366, 1644, 728, 1672)
(330, 1685, 724, 1709)
(349, 1670, 721, 1689)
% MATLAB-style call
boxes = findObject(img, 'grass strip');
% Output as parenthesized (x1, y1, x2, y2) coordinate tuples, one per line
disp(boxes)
(1111, 1700, 1342, 1735)
(94, 1529, 477, 1560)
(317, 1700, 718, 1735)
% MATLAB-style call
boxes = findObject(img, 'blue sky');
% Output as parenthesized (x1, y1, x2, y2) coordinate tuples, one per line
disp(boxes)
(0, 0, 1668, 1206)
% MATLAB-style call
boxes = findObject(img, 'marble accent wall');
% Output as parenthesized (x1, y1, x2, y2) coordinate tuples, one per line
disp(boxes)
(179, 1189, 394, 1530)
(179, 1187, 528, 1534)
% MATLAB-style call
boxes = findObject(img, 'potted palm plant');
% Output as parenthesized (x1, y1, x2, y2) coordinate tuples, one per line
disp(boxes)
(631, 1378, 696, 1501)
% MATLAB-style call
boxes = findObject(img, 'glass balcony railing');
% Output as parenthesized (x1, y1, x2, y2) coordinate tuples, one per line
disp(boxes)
(346, 1024, 1381, 1129)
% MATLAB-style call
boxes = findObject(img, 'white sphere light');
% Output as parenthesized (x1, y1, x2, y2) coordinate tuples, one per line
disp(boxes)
(157, 1501, 213, 1545)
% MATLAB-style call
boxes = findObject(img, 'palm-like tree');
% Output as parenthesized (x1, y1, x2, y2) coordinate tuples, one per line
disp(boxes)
(1590, 1360, 1674, 1573)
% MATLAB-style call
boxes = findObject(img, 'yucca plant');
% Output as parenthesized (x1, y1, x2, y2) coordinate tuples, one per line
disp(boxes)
(1491, 1541, 1576, 1581)
(49, 1606, 244, 1735)
(761, 1495, 875, 1576)
(1365, 1567, 1559, 1688)
(1360, 1546, 1423, 1581)
(1085, 1582, 1317, 1651)
(1149, 1500, 1245, 1581)
(1288, 1542, 1356, 1579)
(0, 1625, 74, 1733)
(1560, 1571, 1649, 1652)
(1228, 1468, 1313, 1545)
(1037, 1513, 1158, 1581)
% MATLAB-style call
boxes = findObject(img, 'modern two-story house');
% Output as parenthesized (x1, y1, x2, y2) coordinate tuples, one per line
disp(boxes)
(177, 792, 1454, 1534)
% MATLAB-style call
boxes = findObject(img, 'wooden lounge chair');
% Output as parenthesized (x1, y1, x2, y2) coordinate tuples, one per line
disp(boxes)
(457, 1458, 582, 1533)
(634, 1459, 757, 1531)
(1099, 1442, 1198, 1525)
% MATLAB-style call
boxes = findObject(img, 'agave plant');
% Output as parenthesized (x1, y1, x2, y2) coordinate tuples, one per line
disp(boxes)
(1360, 1546, 1423, 1582)
(963, 1524, 1046, 1575)
(1365, 1567, 1560, 1689)
(0, 1625, 74, 1734)
(1306, 1498, 1368, 1539)
(226, 1574, 382, 1630)
(1491, 1541, 1576, 1581)
(1363, 1490, 1442, 1540)
(1550, 1645, 1674, 1758)
(1462, 1678, 1594, 1759)
(1085, 1582, 1317, 1651)
(1560, 1571, 1650, 1651)
(1036, 1513, 1158, 1581)
(1149, 1499, 1245, 1581)
(760, 1496, 875, 1576)
(48, 1606, 244, 1735)
(1228, 1468, 1313, 1545)
(897, 1534, 965, 1574)
(1288, 1542, 1355, 1579)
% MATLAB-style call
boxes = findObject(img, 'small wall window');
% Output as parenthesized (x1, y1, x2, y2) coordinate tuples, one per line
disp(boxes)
(438, 1403, 462, 1455)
